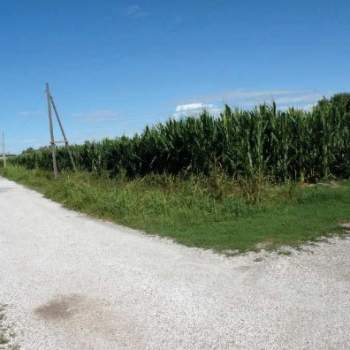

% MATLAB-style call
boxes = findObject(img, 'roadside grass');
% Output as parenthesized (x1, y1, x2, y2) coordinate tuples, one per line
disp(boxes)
(0, 304, 19, 350)
(1, 165, 350, 253)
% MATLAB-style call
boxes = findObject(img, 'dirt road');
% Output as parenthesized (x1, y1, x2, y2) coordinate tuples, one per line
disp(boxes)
(0, 176, 350, 349)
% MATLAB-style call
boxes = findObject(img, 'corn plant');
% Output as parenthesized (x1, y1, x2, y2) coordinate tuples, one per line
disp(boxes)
(12, 94, 350, 183)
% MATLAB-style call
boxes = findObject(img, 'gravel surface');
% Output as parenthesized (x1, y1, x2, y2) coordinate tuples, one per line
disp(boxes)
(0, 176, 350, 350)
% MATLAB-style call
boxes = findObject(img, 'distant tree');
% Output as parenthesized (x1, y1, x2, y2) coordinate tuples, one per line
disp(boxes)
(329, 93, 350, 115)
(22, 147, 35, 154)
(314, 93, 350, 116)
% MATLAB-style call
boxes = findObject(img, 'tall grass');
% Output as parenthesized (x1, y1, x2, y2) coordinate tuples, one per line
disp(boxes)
(12, 94, 350, 182)
(2, 165, 350, 252)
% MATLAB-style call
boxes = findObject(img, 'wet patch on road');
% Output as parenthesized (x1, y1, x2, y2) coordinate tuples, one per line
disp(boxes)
(34, 294, 84, 321)
(34, 294, 145, 347)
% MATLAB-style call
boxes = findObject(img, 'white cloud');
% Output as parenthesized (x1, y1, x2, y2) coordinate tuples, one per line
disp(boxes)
(173, 90, 328, 118)
(298, 103, 317, 111)
(271, 92, 324, 105)
(125, 5, 148, 18)
(198, 89, 330, 110)
(174, 102, 221, 118)
(73, 110, 119, 123)
(175, 103, 214, 113)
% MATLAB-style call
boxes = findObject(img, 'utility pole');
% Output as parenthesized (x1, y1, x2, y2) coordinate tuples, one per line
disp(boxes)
(45, 83, 76, 178)
(50, 93, 77, 172)
(46, 83, 58, 178)
(1, 131, 6, 168)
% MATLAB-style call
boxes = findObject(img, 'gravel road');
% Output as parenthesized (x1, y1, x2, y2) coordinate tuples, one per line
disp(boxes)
(0, 176, 350, 350)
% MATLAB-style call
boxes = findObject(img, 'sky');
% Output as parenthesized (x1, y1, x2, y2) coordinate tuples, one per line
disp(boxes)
(0, 0, 349, 153)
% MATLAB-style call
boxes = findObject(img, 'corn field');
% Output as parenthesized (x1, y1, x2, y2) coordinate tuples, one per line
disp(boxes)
(13, 94, 350, 182)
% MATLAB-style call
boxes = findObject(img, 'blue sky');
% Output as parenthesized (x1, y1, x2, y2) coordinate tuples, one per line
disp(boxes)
(0, 0, 349, 153)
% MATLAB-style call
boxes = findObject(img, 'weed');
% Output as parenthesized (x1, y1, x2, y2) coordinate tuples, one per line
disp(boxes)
(2, 166, 350, 253)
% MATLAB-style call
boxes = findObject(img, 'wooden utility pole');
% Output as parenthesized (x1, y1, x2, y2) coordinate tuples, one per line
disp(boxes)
(50, 94, 77, 172)
(45, 83, 76, 178)
(46, 83, 58, 178)
(1, 131, 6, 168)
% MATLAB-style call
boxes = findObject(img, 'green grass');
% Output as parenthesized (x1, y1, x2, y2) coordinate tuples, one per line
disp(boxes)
(1, 165, 350, 253)
(0, 304, 19, 349)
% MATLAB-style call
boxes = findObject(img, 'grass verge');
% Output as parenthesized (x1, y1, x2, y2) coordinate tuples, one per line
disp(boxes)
(0, 304, 19, 350)
(1, 165, 350, 253)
